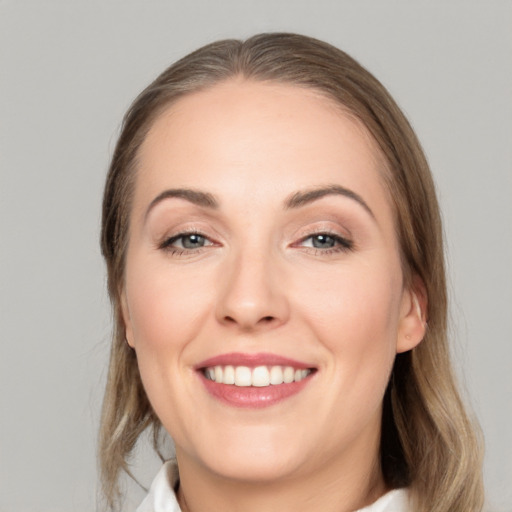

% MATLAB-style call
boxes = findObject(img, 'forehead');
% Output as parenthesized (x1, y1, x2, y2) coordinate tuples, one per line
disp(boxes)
(135, 80, 391, 219)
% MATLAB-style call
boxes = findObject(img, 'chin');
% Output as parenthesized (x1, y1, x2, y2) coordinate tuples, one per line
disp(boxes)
(206, 451, 304, 483)
(182, 425, 310, 483)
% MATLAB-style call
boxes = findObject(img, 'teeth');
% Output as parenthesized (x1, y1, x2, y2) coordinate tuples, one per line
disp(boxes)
(269, 365, 284, 385)
(204, 365, 312, 387)
(223, 365, 235, 385)
(252, 366, 270, 387)
(294, 369, 308, 381)
(283, 366, 295, 383)
(234, 366, 252, 386)
(214, 365, 223, 383)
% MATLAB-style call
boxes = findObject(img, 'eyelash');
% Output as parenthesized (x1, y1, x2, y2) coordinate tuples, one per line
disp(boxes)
(159, 230, 213, 256)
(296, 232, 354, 255)
(159, 230, 353, 257)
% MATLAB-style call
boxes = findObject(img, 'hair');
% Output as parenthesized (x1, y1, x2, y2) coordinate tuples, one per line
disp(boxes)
(99, 33, 484, 511)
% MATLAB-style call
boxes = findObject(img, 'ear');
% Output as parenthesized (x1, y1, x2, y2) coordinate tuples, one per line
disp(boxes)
(396, 277, 428, 354)
(120, 290, 135, 348)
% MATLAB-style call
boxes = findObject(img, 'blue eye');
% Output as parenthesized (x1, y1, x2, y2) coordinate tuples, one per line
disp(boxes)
(310, 234, 336, 249)
(177, 234, 207, 249)
(160, 232, 212, 252)
(300, 233, 353, 251)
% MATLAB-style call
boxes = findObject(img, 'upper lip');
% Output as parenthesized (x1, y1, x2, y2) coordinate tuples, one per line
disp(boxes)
(195, 352, 315, 370)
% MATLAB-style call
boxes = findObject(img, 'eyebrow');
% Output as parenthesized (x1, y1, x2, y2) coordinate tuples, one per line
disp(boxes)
(145, 184, 374, 221)
(145, 188, 219, 220)
(285, 185, 375, 218)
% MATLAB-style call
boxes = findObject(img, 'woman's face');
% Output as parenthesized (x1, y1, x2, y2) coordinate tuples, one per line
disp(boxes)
(122, 80, 424, 484)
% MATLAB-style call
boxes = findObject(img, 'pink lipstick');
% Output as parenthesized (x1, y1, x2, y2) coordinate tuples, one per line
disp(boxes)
(196, 352, 316, 408)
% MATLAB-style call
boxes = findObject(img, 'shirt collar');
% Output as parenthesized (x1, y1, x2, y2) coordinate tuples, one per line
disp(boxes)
(137, 461, 409, 512)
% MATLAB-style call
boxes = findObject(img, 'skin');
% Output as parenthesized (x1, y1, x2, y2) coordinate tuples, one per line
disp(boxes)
(122, 80, 426, 512)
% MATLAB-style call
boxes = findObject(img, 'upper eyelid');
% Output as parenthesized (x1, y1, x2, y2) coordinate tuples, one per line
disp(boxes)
(169, 232, 209, 242)
(155, 219, 354, 246)
(158, 230, 214, 250)
(300, 231, 348, 240)
(159, 232, 352, 255)
(159, 225, 218, 241)
(295, 232, 353, 247)
(162, 228, 349, 242)
(292, 224, 352, 241)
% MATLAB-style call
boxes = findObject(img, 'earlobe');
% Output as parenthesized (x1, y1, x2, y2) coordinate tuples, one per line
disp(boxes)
(120, 291, 135, 348)
(396, 280, 427, 354)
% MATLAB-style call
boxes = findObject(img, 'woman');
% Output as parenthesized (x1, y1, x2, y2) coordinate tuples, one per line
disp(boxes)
(99, 33, 484, 512)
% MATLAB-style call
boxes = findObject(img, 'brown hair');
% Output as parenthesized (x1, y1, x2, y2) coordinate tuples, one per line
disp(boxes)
(99, 33, 484, 511)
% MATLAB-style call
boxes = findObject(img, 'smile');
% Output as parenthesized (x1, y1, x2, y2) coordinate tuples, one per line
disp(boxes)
(196, 353, 317, 408)
(203, 365, 313, 387)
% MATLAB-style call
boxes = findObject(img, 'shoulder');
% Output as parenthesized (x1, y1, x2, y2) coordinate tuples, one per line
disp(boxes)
(136, 461, 181, 512)
(356, 488, 410, 512)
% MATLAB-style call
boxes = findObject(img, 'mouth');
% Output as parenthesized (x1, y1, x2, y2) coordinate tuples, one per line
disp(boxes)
(202, 365, 314, 387)
(196, 353, 317, 408)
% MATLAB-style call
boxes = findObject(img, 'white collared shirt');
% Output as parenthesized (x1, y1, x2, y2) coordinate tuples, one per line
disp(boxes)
(136, 461, 410, 512)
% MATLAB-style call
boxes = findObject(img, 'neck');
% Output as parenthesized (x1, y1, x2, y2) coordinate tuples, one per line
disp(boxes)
(176, 446, 386, 512)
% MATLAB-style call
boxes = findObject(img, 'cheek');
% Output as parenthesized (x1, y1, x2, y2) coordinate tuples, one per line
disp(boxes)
(294, 261, 402, 384)
(125, 257, 213, 351)
(123, 257, 216, 431)
(300, 261, 401, 334)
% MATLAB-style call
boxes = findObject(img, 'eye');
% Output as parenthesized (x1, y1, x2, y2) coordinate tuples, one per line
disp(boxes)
(299, 233, 353, 252)
(160, 232, 214, 253)
(305, 234, 336, 249)
(175, 233, 208, 249)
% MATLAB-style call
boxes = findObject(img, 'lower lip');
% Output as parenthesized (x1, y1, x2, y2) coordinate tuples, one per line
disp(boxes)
(199, 373, 313, 408)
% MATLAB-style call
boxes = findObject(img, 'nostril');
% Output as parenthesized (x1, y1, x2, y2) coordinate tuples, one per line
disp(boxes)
(223, 314, 276, 327)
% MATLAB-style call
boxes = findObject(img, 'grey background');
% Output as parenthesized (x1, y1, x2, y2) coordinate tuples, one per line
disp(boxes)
(1, 1, 511, 511)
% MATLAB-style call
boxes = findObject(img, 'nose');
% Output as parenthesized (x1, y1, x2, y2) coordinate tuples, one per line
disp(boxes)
(215, 248, 290, 332)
